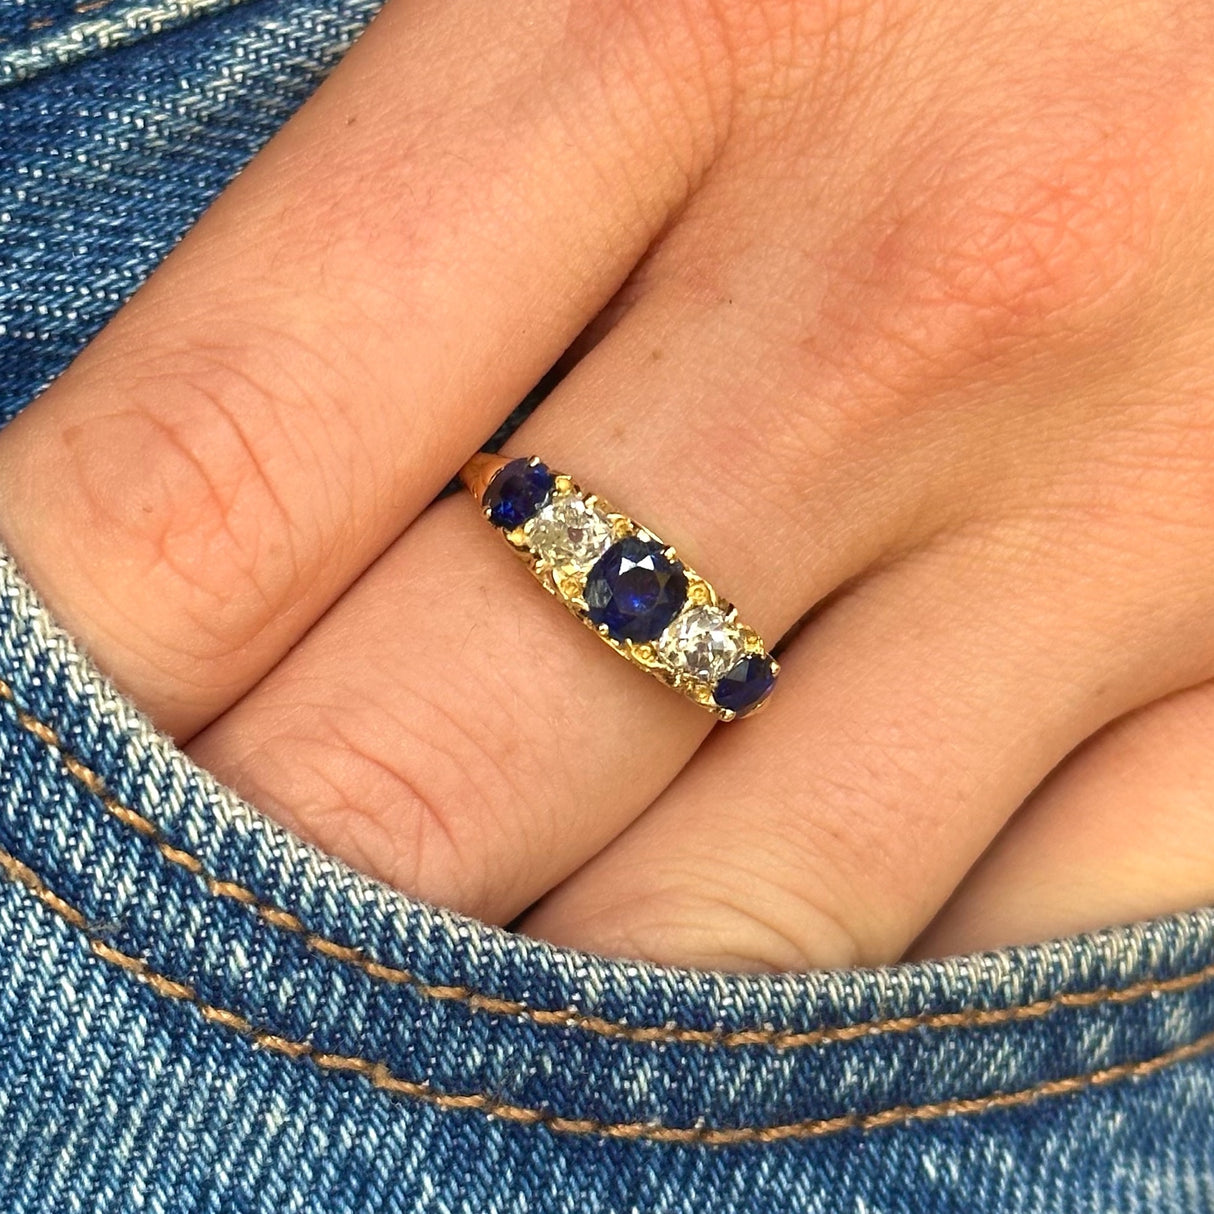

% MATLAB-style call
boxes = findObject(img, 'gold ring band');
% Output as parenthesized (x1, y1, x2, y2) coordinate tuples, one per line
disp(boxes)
(460, 453, 778, 721)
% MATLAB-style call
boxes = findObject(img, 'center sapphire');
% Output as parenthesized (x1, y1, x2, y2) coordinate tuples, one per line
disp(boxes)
(584, 537, 688, 642)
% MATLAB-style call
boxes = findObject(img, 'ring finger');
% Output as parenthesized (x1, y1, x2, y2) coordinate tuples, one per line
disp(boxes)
(182, 254, 939, 922)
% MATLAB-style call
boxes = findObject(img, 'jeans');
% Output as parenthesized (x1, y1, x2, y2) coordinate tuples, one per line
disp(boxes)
(1, 2, 1213, 1210)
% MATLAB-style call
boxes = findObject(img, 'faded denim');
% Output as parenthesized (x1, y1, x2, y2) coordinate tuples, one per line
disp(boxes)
(1, 1, 1213, 1210)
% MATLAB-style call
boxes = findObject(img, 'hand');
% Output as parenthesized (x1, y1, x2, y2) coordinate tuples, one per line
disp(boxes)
(2, 0, 1213, 971)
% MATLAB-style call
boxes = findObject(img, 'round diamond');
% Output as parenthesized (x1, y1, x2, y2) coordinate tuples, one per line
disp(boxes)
(482, 458, 554, 530)
(523, 495, 614, 569)
(713, 653, 777, 717)
(658, 605, 744, 682)
(584, 537, 688, 642)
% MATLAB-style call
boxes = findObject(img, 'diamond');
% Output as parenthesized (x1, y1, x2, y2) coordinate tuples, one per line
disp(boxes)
(523, 495, 614, 569)
(658, 605, 744, 682)
(482, 458, 554, 530)
(584, 537, 688, 642)
(713, 653, 777, 717)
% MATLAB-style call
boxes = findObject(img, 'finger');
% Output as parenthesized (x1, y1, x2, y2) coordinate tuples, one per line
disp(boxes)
(516, 511, 1214, 970)
(0, 0, 725, 738)
(911, 681, 1214, 958)
(182, 269, 942, 924)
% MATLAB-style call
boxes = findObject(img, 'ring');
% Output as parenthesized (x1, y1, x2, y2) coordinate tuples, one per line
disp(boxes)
(460, 453, 779, 721)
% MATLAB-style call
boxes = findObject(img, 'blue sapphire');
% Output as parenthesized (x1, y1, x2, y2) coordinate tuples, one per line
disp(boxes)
(713, 653, 776, 717)
(483, 458, 554, 529)
(584, 537, 687, 642)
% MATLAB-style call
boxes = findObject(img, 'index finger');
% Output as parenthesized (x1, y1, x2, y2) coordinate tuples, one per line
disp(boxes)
(0, 0, 725, 737)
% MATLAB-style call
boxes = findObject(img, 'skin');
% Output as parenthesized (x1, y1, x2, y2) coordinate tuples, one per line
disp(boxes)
(0, 0, 1213, 971)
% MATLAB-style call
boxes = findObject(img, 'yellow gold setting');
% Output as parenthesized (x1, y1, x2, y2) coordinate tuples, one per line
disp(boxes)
(460, 453, 778, 721)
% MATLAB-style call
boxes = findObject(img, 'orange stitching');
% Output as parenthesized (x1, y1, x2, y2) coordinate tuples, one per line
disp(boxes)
(3, 676, 1213, 1050)
(1, 840, 1210, 1145)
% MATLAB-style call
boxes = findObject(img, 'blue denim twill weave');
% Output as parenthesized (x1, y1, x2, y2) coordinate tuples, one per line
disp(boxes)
(1, 2, 1213, 1211)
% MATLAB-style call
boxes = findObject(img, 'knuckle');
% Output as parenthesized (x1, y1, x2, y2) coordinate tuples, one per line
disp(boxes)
(856, 105, 1180, 366)
(59, 337, 321, 662)
(923, 132, 1167, 337)
(787, 18, 1211, 404)
(217, 689, 505, 918)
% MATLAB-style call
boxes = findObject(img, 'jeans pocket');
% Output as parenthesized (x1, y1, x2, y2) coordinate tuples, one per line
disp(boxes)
(0, 537, 1212, 1214)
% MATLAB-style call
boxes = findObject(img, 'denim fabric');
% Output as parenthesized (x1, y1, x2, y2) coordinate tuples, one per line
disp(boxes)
(1, 1, 1214, 1211)
(0, 0, 383, 425)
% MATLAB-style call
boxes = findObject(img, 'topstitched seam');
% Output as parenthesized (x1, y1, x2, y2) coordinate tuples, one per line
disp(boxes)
(3, 675, 1213, 1051)
(0, 838, 1210, 1145)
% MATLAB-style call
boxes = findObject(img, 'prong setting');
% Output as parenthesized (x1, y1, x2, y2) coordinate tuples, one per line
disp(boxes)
(469, 455, 777, 720)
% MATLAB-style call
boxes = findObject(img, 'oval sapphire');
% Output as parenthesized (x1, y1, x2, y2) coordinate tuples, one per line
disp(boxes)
(584, 537, 688, 642)
(713, 653, 776, 717)
(482, 458, 555, 530)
